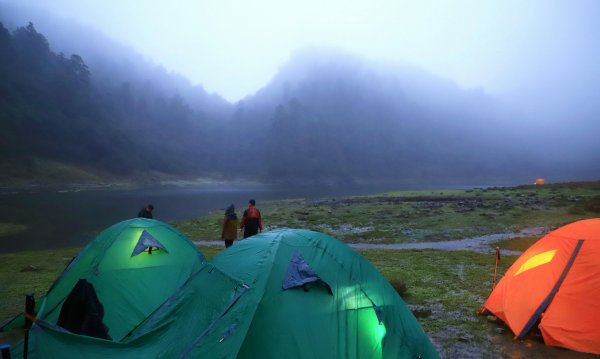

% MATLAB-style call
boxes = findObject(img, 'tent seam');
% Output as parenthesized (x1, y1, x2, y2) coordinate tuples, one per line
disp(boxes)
(518, 239, 585, 338)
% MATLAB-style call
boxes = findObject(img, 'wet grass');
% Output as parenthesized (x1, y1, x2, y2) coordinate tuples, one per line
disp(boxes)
(173, 182, 600, 244)
(0, 248, 80, 326)
(361, 249, 515, 356)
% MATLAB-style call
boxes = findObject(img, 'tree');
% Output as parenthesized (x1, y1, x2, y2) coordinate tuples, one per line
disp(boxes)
(69, 54, 90, 85)
(12, 22, 52, 73)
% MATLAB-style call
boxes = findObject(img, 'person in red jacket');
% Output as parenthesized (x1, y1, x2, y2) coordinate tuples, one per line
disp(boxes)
(240, 199, 263, 238)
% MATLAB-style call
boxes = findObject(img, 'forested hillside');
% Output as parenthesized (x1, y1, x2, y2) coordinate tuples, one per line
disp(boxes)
(0, 22, 230, 180)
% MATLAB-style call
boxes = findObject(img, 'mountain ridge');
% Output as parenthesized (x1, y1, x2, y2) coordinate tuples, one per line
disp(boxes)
(1, 8, 598, 186)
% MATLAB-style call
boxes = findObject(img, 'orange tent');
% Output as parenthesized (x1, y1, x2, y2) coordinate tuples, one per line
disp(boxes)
(483, 218, 600, 354)
(535, 178, 545, 185)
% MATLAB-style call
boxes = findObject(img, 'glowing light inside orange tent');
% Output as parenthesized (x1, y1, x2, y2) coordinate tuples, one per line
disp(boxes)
(515, 250, 556, 276)
(535, 178, 545, 185)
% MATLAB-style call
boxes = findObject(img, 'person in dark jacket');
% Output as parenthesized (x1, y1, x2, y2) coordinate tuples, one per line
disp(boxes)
(137, 204, 154, 219)
(240, 199, 263, 238)
(221, 204, 238, 248)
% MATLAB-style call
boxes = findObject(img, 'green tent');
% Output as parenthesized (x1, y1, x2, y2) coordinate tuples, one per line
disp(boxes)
(4, 218, 205, 344)
(9, 228, 437, 358)
(205, 229, 439, 359)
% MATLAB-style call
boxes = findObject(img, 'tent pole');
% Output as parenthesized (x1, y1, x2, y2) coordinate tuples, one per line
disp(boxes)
(491, 247, 500, 290)
(23, 293, 35, 359)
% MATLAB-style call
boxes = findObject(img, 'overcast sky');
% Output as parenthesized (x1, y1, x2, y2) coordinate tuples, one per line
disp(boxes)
(5, 0, 600, 104)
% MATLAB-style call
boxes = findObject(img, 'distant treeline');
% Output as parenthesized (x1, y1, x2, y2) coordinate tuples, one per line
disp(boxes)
(0, 22, 577, 184)
(0, 22, 228, 176)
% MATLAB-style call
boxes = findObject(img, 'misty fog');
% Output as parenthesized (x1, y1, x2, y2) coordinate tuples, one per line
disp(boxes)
(0, 0, 599, 185)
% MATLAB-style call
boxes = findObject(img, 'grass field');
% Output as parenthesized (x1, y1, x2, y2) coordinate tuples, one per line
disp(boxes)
(1, 181, 599, 357)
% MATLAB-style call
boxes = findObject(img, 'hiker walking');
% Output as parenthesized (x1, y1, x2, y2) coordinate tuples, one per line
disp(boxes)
(240, 199, 263, 238)
(137, 204, 154, 219)
(221, 204, 238, 248)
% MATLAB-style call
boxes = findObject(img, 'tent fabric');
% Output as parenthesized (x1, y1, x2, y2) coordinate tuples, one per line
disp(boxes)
(11, 228, 438, 359)
(483, 218, 600, 354)
(213, 229, 438, 359)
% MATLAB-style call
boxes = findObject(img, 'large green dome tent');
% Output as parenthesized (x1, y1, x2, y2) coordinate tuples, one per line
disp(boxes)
(7, 228, 437, 358)
(4, 218, 205, 349)
(204, 229, 439, 359)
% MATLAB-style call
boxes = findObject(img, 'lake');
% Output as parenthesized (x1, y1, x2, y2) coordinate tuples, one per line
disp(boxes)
(0, 183, 482, 253)
(0, 184, 385, 252)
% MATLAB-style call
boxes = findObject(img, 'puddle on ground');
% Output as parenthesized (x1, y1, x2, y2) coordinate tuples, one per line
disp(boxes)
(194, 227, 549, 252)
(488, 324, 599, 359)
(411, 307, 432, 319)
(432, 322, 600, 359)
(349, 227, 548, 253)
